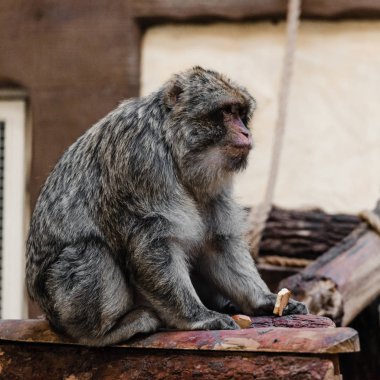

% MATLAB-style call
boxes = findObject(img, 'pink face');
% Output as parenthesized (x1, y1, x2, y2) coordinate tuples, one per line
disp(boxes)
(222, 104, 252, 152)
(199, 102, 251, 173)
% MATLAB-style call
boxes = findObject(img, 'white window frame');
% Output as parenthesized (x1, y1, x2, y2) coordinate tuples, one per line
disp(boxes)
(0, 99, 28, 319)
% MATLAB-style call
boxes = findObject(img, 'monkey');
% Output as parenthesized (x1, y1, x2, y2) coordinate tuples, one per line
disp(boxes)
(26, 66, 307, 347)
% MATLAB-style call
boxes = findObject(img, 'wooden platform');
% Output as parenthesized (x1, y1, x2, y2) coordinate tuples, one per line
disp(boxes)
(0, 315, 359, 379)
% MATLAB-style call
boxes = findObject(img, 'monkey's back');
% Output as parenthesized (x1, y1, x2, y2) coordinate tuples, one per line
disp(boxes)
(25, 97, 177, 304)
(25, 122, 109, 300)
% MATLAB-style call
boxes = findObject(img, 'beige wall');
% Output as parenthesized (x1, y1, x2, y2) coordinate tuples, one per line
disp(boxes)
(141, 21, 380, 213)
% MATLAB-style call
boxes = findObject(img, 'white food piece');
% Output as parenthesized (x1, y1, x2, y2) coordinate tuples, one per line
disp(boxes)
(231, 314, 252, 329)
(273, 288, 291, 316)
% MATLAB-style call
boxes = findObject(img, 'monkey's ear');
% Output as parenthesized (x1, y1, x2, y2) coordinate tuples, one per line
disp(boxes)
(164, 80, 183, 111)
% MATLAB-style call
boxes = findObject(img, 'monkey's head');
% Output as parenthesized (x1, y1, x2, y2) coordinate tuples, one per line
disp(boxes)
(161, 67, 256, 195)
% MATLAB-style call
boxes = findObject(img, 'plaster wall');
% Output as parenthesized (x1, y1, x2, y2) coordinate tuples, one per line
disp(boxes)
(141, 21, 380, 213)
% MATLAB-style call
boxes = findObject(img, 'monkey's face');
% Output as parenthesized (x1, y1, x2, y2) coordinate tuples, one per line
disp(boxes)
(185, 75, 254, 172)
(210, 102, 253, 172)
(163, 67, 256, 190)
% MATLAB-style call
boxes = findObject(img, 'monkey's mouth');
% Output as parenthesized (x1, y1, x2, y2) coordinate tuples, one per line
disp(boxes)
(231, 132, 253, 151)
(229, 140, 252, 156)
(230, 144, 252, 155)
(224, 136, 252, 159)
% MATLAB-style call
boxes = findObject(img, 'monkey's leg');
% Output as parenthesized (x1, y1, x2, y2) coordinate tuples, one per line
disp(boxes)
(45, 241, 161, 346)
(200, 236, 308, 316)
(191, 271, 240, 313)
(79, 306, 161, 347)
(131, 238, 239, 331)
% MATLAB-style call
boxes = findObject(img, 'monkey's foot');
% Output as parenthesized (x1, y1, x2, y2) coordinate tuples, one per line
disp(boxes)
(253, 293, 308, 316)
(191, 311, 240, 331)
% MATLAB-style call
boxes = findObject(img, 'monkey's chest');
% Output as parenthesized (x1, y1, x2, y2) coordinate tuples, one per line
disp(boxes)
(166, 197, 234, 256)
(165, 205, 207, 253)
(175, 217, 206, 253)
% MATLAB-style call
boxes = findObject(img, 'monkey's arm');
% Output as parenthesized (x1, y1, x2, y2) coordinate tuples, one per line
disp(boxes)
(130, 236, 239, 331)
(200, 236, 308, 316)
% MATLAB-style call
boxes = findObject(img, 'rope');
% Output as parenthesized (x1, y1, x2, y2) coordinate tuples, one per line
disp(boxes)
(359, 209, 380, 236)
(249, 0, 302, 257)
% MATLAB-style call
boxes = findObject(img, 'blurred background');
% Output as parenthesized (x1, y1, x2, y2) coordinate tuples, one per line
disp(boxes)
(141, 22, 380, 214)
(0, 1, 379, 378)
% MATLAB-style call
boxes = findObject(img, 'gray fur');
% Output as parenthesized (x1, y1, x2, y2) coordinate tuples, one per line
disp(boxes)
(26, 67, 307, 346)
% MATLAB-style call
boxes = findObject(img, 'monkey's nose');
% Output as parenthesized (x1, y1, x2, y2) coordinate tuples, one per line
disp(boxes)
(240, 129, 249, 138)
(233, 132, 252, 150)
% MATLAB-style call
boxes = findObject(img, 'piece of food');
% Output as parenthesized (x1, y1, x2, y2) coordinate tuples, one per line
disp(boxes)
(231, 314, 252, 328)
(273, 288, 291, 316)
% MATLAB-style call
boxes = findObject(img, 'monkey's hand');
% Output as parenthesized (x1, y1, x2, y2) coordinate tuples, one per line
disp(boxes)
(254, 293, 308, 316)
(283, 299, 309, 315)
(190, 310, 240, 331)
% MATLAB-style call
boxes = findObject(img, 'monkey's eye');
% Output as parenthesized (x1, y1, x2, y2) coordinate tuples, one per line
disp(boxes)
(221, 104, 240, 116)
(221, 105, 233, 115)
(214, 104, 240, 124)
(240, 110, 248, 125)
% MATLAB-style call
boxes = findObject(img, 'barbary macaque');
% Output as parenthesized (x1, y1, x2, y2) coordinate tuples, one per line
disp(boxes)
(26, 67, 307, 346)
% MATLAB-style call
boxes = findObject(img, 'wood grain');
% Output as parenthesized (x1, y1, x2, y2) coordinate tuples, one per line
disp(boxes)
(0, 317, 358, 354)
(248, 206, 360, 261)
(0, 344, 338, 380)
(280, 205, 380, 326)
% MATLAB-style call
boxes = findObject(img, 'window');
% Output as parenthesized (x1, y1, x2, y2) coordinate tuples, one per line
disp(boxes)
(0, 97, 28, 318)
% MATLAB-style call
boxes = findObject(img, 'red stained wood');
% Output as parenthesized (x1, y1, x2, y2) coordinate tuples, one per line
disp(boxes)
(0, 317, 358, 354)
(126, 327, 358, 354)
(250, 314, 335, 329)
(0, 315, 354, 379)
(0, 344, 337, 380)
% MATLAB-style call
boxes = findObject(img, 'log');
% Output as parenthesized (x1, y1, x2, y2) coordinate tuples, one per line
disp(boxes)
(250, 314, 335, 329)
(0, 345, 340, 380)
(279, 203, 380, 326)
(246, 206, 360, 262)
(232, 314, 336, 329)
(0, 317, 357, 354)
(0, 317, 356, 379)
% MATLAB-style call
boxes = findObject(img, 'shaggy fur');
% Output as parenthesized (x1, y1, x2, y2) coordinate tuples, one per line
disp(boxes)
(26, 67, 307, 346)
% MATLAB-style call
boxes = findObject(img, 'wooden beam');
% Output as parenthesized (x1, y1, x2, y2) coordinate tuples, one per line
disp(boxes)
(0, 317, 359, 354)
(0, 344, 340, 380)
(0, 316, 354, 378)
(133, 0, 287, 23)
(132, 0, 380, 24)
